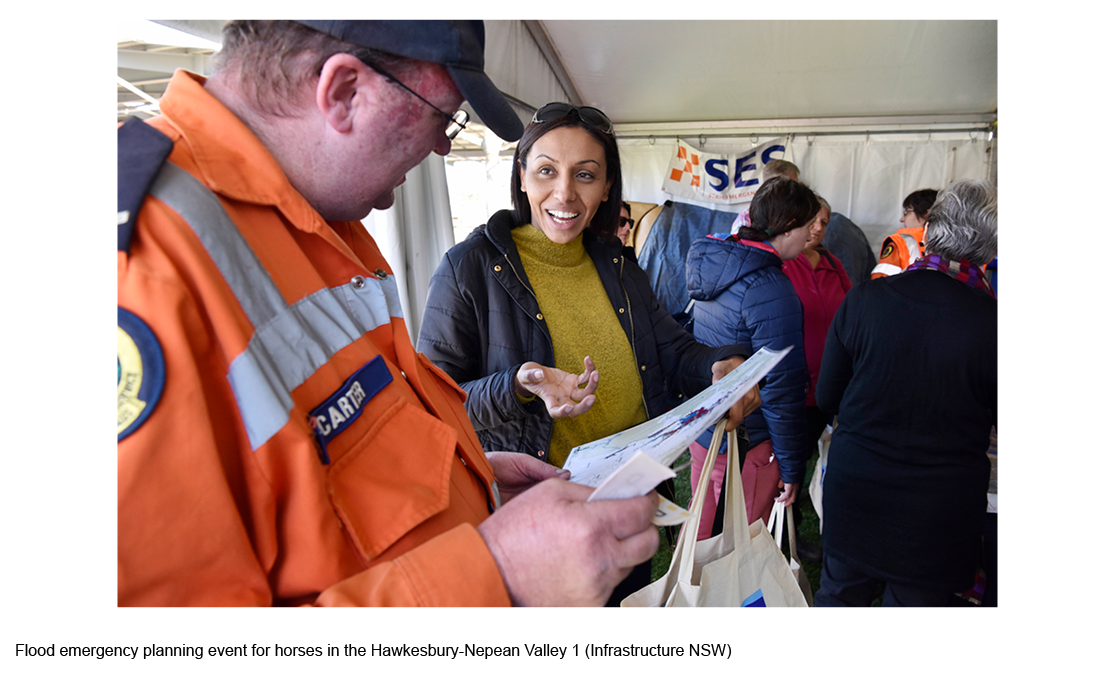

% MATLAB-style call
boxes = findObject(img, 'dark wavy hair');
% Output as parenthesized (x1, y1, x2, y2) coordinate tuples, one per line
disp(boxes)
(735, 176, 820, 242)
(903, 188, 939, 220)
(510, 105, 623, 239)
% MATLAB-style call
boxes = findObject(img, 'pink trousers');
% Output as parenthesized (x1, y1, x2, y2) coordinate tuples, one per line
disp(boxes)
(688, 438, 779, 540)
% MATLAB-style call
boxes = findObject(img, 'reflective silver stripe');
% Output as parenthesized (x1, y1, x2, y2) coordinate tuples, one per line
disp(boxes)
(149, 163, 288, 328)
(147, 162, 404, 450)
(897, 233, 922, 264)
(872, 262, 903, 276)
(229, 279, 403, 448)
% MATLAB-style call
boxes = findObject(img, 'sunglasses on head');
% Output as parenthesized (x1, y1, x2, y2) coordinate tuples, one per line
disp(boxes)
(531, 102, 614, 136)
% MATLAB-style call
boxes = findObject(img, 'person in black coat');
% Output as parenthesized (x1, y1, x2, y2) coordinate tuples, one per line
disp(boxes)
(417, 103, 760, 605)
(812, 179, 997, 607)
(418, 104, 757, 466)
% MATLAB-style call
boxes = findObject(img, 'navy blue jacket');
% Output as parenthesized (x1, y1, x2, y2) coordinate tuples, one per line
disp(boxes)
(822, 212, 875, 286)
(418, 210, 750, 464)
(686, 234, 810, 485)
(636, 201, 738, 317)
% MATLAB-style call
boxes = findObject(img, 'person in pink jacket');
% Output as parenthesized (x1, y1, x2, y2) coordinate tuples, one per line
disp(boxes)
(783, 196, 851, 442)
(781, 196, 850, 561)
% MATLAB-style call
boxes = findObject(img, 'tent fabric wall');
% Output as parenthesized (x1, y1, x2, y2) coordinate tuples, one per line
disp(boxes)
(480, 20, 572, 117)
(361, 153, 456, 342)
(793, 135, 993, 252)
(618, 133, 993, 256)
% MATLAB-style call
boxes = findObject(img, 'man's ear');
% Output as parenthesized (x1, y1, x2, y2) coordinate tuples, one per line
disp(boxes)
(316, 54, 368, 134)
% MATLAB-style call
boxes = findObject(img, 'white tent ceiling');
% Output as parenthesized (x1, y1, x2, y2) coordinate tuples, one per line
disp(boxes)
(529, 20, 996, 123)
(119, 19, 997, 139)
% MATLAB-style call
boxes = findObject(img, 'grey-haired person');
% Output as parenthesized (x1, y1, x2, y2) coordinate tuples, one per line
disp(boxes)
(813, 179, 997, 606)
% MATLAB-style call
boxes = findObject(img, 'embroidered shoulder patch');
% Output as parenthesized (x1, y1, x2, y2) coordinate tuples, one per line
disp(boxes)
(118, 307, 166, 440)
(880, 240, 896, 259)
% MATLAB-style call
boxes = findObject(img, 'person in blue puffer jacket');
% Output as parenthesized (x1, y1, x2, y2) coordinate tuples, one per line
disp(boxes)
(685, 177, 818, 537)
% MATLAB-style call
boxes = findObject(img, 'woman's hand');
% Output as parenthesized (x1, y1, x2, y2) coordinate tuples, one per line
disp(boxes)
(486, 451, 571, 502)
(515, 356, 600, 419)
(776, 481, 800, 505)
(711, 356, 762, 431)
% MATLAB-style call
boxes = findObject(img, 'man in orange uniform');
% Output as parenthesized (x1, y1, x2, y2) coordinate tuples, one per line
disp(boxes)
(117, 20, 662, 607)
(870, 188, 938, 279)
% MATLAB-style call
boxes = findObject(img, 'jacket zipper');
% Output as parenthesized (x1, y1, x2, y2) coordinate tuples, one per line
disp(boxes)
(618, 256, 651, 420)
(503, 253, 554, 352)
(503, 252, 556, 459)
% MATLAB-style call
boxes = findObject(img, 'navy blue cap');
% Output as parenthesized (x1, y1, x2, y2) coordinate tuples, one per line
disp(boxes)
(295, 20, 523, 141)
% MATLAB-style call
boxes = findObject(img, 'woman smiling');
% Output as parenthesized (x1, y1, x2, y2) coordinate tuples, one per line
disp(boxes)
(417, 103, 760, 604)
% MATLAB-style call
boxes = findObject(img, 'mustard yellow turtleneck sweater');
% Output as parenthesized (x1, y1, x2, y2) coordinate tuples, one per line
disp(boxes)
(512, 225, 648, 467)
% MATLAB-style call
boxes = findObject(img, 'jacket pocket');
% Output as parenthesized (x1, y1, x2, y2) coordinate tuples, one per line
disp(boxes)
(327, 398, 457, 562)
(415, 351, 495, 490)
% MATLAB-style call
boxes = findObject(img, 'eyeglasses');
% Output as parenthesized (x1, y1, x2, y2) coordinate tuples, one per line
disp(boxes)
(531, 102, 614, 136)
(359, 57, 469, 140)
(902, 207, 916, 216)
(619, 217, 635, 227)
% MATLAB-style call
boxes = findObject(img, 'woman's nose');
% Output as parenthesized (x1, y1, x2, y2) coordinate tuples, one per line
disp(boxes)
(552, 175, 576, 201)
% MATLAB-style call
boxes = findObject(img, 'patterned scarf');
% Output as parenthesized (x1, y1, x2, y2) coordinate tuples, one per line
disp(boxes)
(904, 253, 996, 298)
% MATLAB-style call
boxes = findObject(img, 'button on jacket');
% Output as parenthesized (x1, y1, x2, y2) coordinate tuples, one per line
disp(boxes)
(117, 71, 507, 607)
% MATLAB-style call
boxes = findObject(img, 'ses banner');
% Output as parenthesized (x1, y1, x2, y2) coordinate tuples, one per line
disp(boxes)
(662, 138, 791, 205)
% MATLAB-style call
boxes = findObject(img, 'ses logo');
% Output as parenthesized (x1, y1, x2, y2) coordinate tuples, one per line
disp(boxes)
(663, 138, 789, 204)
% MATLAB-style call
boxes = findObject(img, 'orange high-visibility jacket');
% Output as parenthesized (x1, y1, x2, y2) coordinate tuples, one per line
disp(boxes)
(117, 71, 508, 607)
(870, 226, 925, 279)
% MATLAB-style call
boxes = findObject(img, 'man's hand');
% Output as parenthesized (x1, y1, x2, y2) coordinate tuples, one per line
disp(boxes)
(515, 356, 599, 419)
(477, 479, 659, 606)
(486, 451, 569, 502)
(711, 356, 761, 431)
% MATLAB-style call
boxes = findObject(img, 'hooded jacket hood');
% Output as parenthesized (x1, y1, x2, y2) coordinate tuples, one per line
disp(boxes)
(686, 234, 784, 302)
(682, 232, 810, 485)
